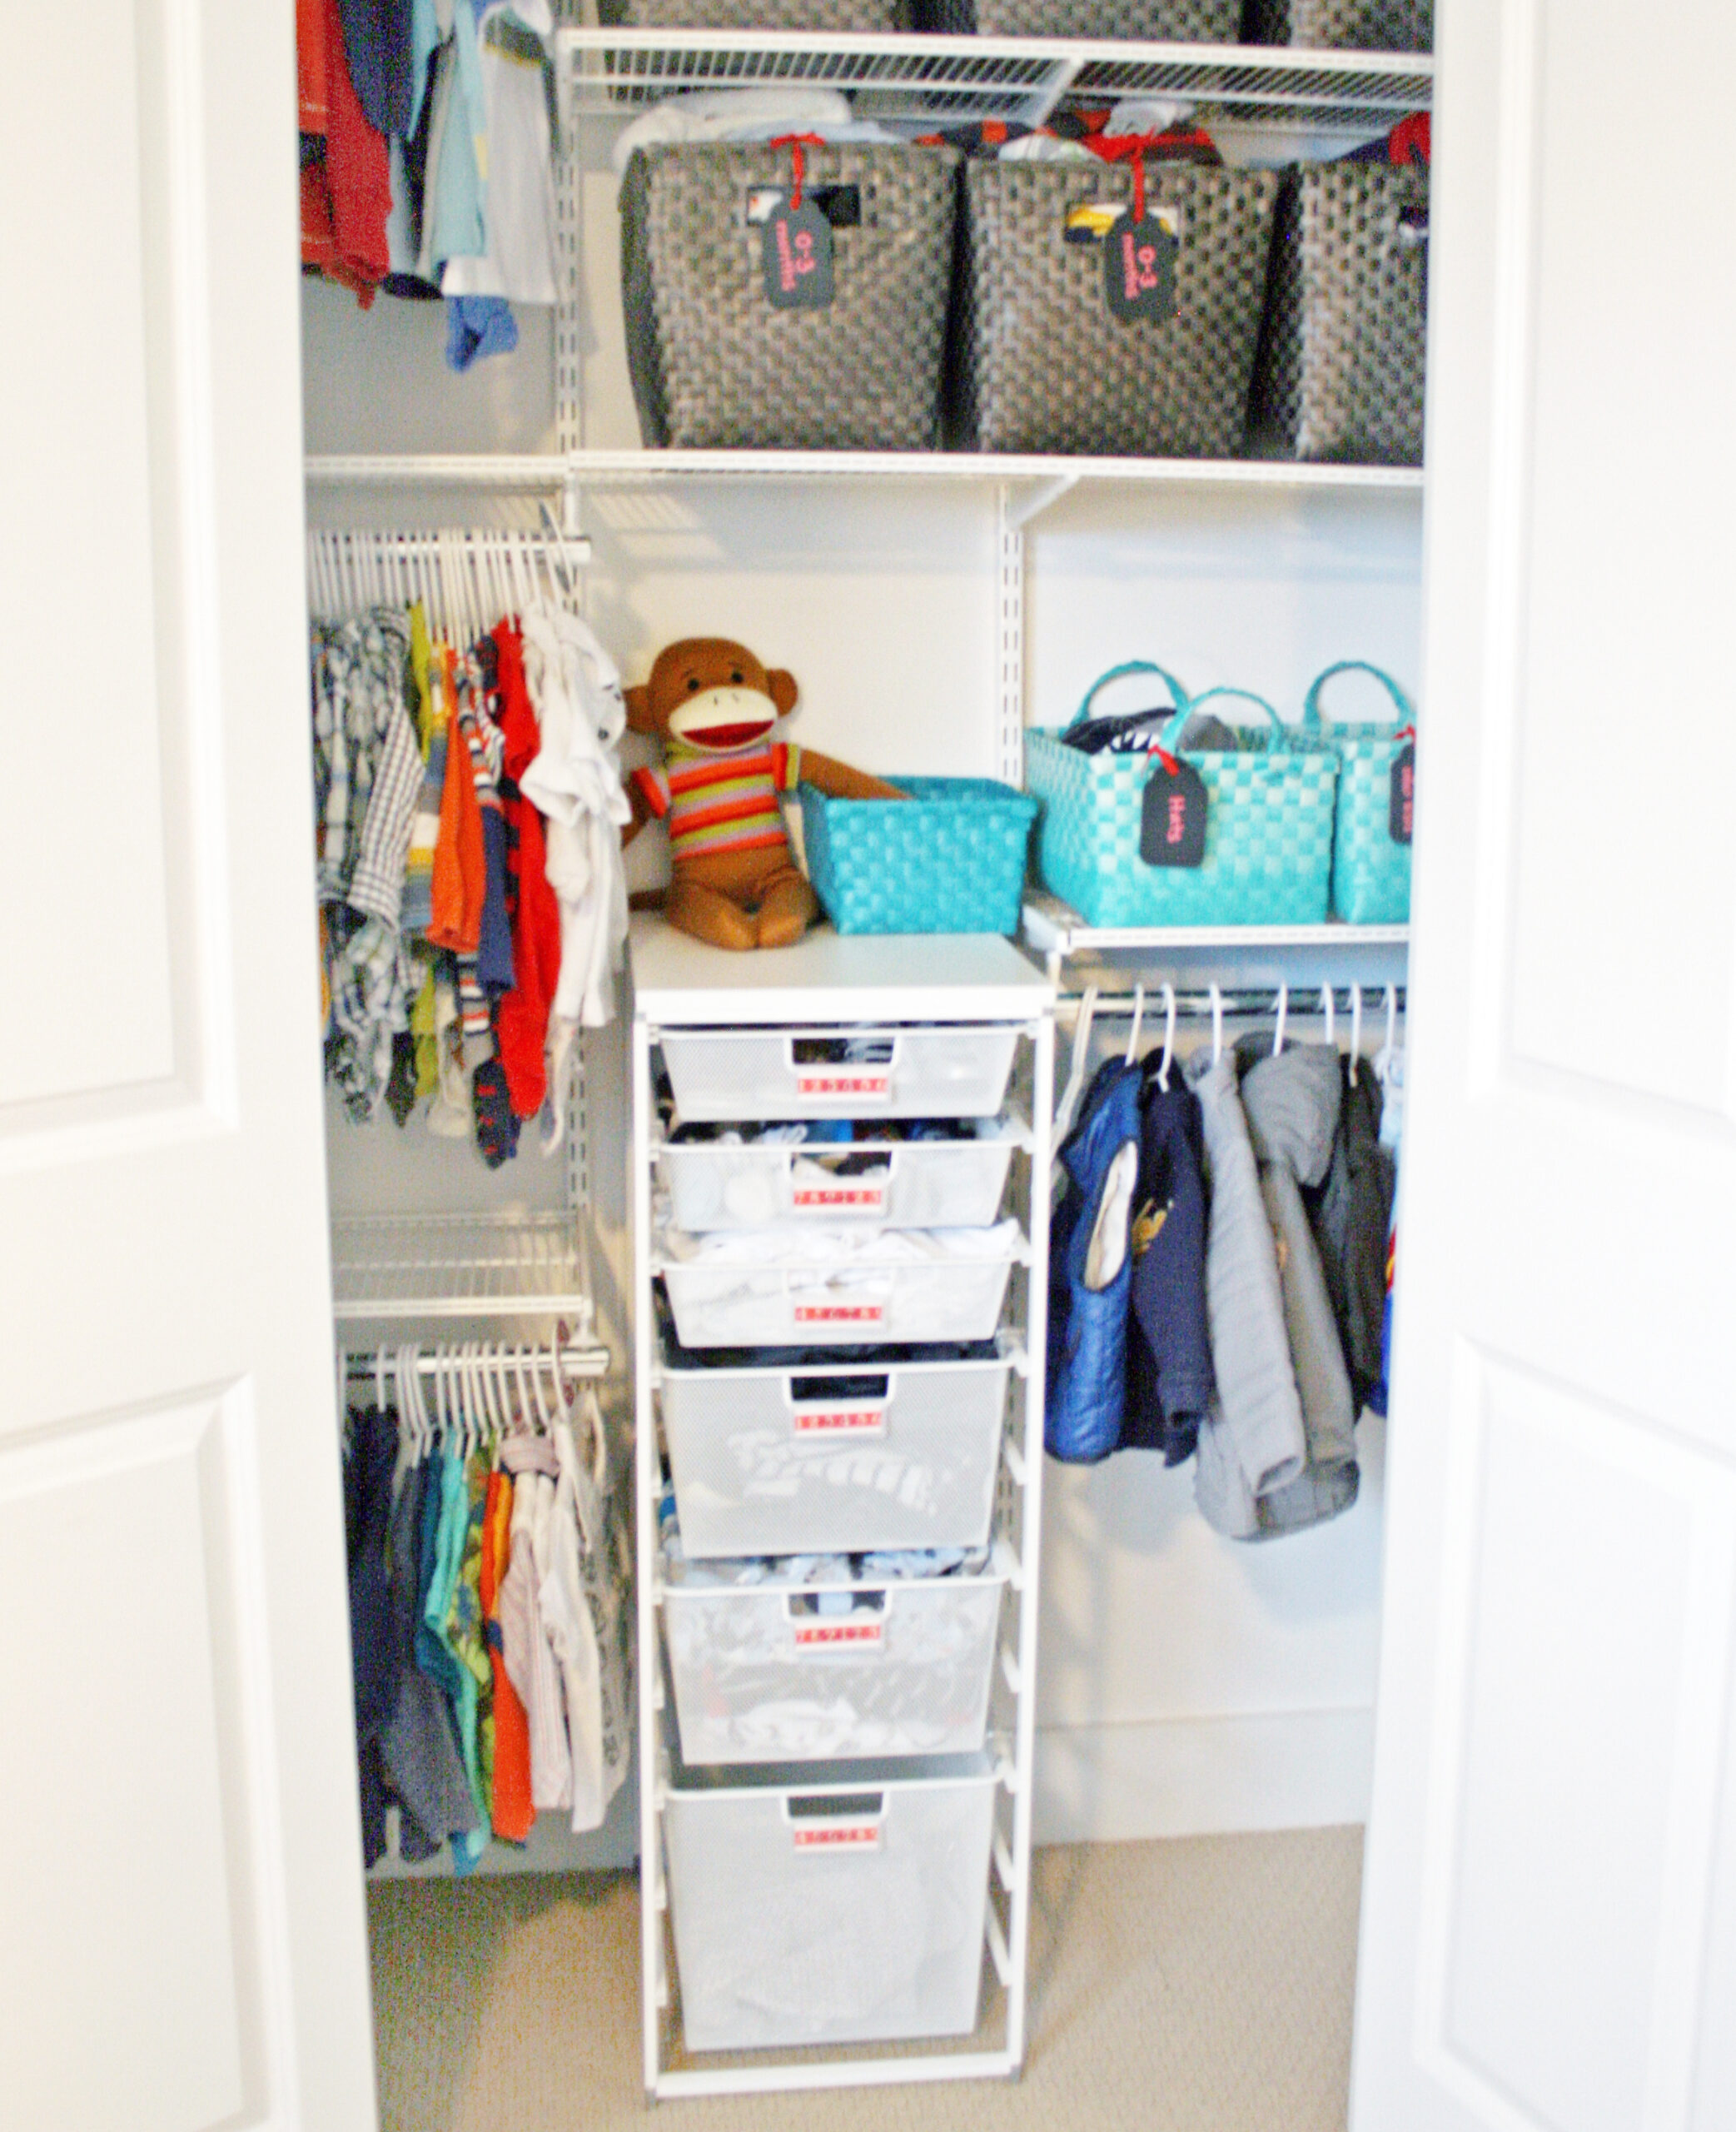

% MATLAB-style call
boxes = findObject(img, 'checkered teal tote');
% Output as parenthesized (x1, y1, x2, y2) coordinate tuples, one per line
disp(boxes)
(1027, 676, 1339, 928)
(1301, 661, 1415, 924)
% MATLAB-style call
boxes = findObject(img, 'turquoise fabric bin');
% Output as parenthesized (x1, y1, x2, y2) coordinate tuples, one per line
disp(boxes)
(1026, 672, 1339, 929)
(799, 775, 1038, 935)
(1301, 661, 1416, 924)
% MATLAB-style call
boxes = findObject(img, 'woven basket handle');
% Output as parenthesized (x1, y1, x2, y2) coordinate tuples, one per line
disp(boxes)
(1301, 661, 1415, 735)
(1164, 685, 1289, 752)
(1066, 660, 1190, 735)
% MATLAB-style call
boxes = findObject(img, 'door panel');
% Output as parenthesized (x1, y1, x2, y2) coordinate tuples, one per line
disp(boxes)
(0, 4, 376, 2128)
(1352, 1, 1736, 2127)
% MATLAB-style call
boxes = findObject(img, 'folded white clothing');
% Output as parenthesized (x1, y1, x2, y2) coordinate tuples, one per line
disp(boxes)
(997, 134, 1095, 162)
(612, 87, 859, 179)
(1103, 96, 1196, 135)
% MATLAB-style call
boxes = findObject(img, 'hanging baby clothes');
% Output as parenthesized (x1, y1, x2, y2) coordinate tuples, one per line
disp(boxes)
(1186, 1050, 1308, 1539)
(440, 2, 560, 308)
(1305, 1061, 1394, 1413)
(540, 1394, 631, 1833)
(492, 618, 564, 1120)
(378, 1449, 483, 1861)
(345, 1402, 400, 1867)
(498, 1434, 571, 1811)
(1046, 1059, 1143, 1464)
(313, 610, 421, 1118)
(301, 0, 393, 304)
(1120, 1065, 1213, 1464)
(1238, 1042, 1360, 1535)
(481, 1469, 535, 1842)
(519, 610, 632, 1034)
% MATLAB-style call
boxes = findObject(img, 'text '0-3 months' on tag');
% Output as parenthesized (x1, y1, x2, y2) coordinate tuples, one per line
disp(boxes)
(1105, 210, 1177, 325)
(763, 197, 834, 310)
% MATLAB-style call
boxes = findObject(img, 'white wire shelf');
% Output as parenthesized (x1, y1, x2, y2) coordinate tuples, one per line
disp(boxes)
(305, 455, 570, 487)
(330, 1213, 596, 1324)
(1022, 891, 1410, 960)
(306, 450, 1422, 495)
(557, 28, 1431, 130)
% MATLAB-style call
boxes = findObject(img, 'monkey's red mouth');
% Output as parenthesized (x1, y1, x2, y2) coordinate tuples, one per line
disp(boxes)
(687, 720, 773, 751)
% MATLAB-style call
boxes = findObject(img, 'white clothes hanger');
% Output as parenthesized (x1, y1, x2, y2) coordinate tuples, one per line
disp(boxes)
(1052, 986, 1099, 1147)
(1350, 984, 1363, 1085)
(1320, 984, 1336, 1050)
(1210, 984, 1224, 1064)
(1157, 983, 1176, 1092)
(1376, 983, 1400, 1081)
(1125, 983, 1145, 1067)
(1272, 982, 1288, 1056)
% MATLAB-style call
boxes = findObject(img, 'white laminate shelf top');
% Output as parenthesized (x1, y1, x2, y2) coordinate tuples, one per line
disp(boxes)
(629, 917, 1054, 1027)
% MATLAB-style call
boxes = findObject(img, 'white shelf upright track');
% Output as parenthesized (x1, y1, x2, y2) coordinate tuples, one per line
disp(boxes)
(629, 926, 1055, 2098)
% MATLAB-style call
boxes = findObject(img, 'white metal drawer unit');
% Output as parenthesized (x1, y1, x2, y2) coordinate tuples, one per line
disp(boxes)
(629, 919, 1055, 2093)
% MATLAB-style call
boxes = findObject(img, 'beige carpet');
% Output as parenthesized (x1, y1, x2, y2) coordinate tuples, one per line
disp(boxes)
(368, 1827, 1363, 2132)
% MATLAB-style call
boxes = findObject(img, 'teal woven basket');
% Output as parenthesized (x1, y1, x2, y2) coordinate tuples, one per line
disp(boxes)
(1027, 670, 1340, 928)
(800, 775, 1039, 936)
(1302, 662, 1415, 924)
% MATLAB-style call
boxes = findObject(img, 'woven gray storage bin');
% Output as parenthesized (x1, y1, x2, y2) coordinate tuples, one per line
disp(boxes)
(1244, 0, 1431, 52)
(599, 0, 903, 26)
(919, 0, 1236, 35)
(1250, 160, 1426, 464)
(620, 142, 960, 451)
(953, 160, 1278, 457)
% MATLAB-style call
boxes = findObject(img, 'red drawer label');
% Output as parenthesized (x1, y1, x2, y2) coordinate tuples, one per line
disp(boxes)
(793, 1620, 884, 1648)
(793, 1407, 887, 1435)
(794, 1070, 892, 1098)
(791, 1182, 887, 1213)
(792, 1821, 881, 1850)
(793, 1303, 885, 1325)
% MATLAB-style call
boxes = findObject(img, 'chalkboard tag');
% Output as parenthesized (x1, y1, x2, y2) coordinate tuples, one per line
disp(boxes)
(1389, 740, 1415, 844)
(763, 197, 833, 310)
(1140, 752, 1207, 867)
(1105, 211, 1177, 325)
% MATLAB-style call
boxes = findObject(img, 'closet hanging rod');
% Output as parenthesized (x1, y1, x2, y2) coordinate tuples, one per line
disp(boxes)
(1057, 984, 1406, 1019)
(305, 527, 593, 568)
(341, 1342, 609, 1382)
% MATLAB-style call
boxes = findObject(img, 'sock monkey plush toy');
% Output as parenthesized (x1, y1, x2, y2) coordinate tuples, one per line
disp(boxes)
(624, 638, 905, 951)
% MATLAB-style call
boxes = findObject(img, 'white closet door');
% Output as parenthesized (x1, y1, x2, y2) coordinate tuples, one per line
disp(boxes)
(0, 7, 376, 2130)
(1353, 2, 1736, 2129)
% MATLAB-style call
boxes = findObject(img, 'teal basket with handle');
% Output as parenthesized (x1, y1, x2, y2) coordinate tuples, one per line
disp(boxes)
(799, 775, 1039, 936)
(1301, 661, 1415, 924)
(1027, 665, 1340, 927)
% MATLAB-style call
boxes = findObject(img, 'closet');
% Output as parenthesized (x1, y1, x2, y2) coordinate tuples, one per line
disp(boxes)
(301, 12, 1420, 2095)
(15, 2, 1734, 2129)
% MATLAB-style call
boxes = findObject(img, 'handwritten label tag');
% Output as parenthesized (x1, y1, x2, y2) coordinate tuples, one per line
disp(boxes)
(792, 1404, 888, 1436)
(1389, 742, 1415, 844)
(1105, 211, 1177, 325)
(1139, 758, 1208, 867)
(762, 197, 833, 311)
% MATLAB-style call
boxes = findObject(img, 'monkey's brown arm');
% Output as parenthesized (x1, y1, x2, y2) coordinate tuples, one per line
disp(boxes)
(798, 749, 908, 802)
